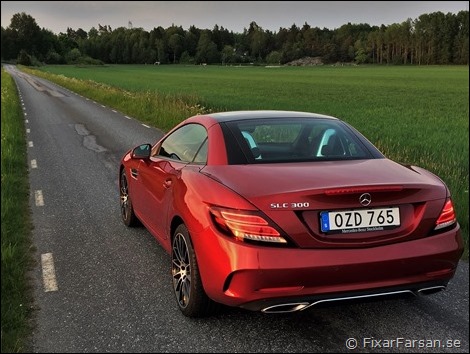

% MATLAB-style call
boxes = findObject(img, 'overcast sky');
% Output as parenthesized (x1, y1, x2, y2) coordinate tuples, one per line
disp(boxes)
(1, 1, 468, 34)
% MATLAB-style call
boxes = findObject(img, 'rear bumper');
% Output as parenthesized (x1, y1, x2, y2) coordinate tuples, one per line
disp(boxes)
(192, 224, 463, 311)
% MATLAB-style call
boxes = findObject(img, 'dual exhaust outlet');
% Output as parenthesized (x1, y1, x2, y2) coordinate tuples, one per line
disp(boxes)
(261, 285, 446, 314)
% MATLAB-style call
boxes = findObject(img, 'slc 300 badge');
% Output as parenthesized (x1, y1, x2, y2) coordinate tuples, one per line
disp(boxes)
(270, 202, 310, 209)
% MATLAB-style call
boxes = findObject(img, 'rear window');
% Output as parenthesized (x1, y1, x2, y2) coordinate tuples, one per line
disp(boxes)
(222, 118, 376, 164)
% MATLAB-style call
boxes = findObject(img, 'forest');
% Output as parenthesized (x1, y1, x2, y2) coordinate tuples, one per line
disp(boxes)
(1, 10, 468, 66)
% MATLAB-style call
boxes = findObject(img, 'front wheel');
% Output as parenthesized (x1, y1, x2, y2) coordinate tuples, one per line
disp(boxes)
(171, 224, 218, 317)
(120, 169, 139, 227)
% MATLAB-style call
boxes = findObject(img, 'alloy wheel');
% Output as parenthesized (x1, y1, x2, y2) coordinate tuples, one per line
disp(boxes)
(172, 233, 192, 309)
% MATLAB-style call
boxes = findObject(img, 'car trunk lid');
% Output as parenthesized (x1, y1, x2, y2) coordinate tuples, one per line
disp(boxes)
(201, 159, 447, 248)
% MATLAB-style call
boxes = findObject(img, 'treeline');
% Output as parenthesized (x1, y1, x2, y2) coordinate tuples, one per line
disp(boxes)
(1, 11, 468, 66)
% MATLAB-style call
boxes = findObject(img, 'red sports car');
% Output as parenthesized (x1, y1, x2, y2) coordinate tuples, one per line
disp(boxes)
(119, 110, 463, 317)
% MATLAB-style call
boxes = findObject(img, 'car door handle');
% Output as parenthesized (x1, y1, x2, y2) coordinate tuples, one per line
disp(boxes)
(131, 168, 138, 178)
(163, 179, 172, 188)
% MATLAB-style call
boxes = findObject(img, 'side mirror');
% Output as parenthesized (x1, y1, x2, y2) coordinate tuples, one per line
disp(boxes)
(132, 144, 151, 159)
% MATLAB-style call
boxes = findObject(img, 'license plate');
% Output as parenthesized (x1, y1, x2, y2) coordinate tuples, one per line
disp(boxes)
(320, 207, 400, 234)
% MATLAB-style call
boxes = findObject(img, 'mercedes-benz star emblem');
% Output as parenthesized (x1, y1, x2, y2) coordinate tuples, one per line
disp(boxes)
(359, 193, 371, 206)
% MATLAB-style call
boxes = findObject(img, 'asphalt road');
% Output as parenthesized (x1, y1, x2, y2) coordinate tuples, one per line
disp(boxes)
(5, 65, 469, 353)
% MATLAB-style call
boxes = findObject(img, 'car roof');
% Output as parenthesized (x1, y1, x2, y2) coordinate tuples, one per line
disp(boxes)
(204, 110, 339, 122)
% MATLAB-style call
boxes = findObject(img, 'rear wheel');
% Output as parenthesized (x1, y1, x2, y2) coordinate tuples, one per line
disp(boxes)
(171, 224, 218, 317)
(120, 169, 139, 227)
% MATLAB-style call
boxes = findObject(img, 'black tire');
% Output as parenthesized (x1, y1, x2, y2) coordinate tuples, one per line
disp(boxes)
(171, 224, 218, 317)
(120, 169, 139, 227)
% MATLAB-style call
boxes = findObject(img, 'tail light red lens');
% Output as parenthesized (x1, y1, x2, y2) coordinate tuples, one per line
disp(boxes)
(434, 199, 457, 231)
(210, 207, 287, 244)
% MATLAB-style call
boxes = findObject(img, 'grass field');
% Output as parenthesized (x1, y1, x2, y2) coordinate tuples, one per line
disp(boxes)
(26, 64, 469, 257)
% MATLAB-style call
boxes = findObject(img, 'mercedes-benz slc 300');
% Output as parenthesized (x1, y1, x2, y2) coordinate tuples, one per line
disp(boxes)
(119, 110, 463, 317)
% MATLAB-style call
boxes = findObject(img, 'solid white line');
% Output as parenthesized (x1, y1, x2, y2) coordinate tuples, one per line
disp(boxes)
(31, 159, 37, 169)
(28, 141, 34, 147)
(41, 253, 59, 292)
(35, 190, 44, 206)
(142, 124, 150, 128)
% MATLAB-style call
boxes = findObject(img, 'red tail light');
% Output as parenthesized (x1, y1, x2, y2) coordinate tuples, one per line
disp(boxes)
(210, 207, 287, 244)
(434, 199, 457, 231)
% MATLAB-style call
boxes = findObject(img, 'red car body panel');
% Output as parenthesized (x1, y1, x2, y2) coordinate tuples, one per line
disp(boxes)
(120, 111, 464, 313)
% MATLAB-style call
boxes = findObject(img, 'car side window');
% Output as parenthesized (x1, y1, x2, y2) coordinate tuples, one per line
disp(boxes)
(193, 138, 208, 164)
(156, 124, 208, 163)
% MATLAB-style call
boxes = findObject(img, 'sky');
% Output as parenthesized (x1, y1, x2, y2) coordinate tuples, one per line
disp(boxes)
(1, 1, 469, 34)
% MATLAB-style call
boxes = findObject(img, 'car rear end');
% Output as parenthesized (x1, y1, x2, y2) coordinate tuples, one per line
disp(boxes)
(190, 114, 463, 312)
(194, 161, 463, 312)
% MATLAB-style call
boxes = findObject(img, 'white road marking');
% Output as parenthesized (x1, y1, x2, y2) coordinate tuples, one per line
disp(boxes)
(101, 105, 106, 108)
(112, 110, 117, 113)
(142, 124, 150, 128)
(28, 141, 34, 147)
(125, 116, 131, 119)
(24, 112, 27, 116)
(25, 119, 29, 123)
(31, 159, 37, 169)
(41, 253, 59, 292)
(35, 190, 44, 206)
(26, 128, 30, 133)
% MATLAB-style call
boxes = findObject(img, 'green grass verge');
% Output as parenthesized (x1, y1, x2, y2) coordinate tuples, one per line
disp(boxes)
(1, 68, 36, 353)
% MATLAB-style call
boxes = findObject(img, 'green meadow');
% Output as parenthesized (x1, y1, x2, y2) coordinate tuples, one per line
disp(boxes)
(27, 64, 469, 255)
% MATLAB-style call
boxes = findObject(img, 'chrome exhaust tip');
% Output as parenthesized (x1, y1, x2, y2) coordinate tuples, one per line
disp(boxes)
(417, 285, 446, 296)
(261, 302, 310, 313)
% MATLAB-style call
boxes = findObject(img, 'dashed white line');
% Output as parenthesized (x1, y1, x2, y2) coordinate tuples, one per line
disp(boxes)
(28, 141, 34, 147)
(34, 190, 44, 206)
(142, 124, 150, 128)
(101, 105, 106, 108)
(24, 112, 27, 116)
(41, 253, 58, 292)
(25, 119, 29, 123)
(31, 159, 37, 169)
(125, 115, 131, 119)
(26, 128, 30, 133)
(112, 109, 117, 113)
